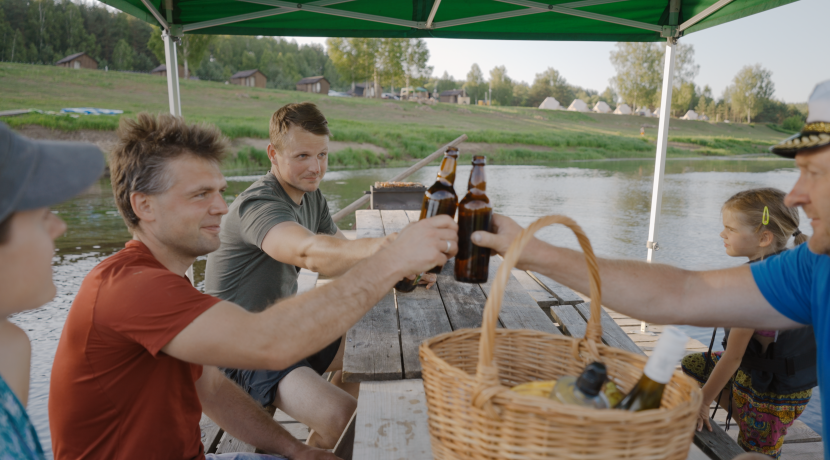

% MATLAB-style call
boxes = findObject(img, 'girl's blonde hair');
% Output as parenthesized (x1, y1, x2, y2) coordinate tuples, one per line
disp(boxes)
(723, 188, 808, 253)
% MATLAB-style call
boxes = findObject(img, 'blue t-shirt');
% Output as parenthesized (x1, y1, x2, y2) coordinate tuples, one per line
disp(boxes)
(0, 374, 45, 460)
(751, 243, 829, 458)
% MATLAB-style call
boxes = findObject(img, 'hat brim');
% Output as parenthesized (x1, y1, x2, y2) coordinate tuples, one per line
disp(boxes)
(770, 130, 830, 159)
(14, 139, 105, 213)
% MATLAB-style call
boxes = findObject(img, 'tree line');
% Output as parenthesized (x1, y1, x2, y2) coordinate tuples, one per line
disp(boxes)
(0, 0, 344, 90)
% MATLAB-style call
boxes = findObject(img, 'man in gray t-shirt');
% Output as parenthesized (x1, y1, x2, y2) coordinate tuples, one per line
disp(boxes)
(205, 103, 407, 450)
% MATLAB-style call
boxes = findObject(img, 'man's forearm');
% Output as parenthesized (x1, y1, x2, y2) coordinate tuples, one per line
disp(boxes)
(303, 234, 387, 277)
(253, 247, 403, 369)
(198, 367, 306, 458)
(523, 238, 795, 329)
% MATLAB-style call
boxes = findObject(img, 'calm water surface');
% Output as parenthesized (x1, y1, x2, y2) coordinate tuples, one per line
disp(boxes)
(13, 157, 823, 457)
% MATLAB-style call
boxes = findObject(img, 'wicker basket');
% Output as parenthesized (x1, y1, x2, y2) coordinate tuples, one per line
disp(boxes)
(419, 215, 702, 460)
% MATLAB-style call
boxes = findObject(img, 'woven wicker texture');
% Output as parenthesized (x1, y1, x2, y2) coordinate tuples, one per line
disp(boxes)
(420, 215, 702, 459)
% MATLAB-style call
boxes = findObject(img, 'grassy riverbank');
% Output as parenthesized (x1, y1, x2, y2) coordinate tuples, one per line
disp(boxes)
(0, 62, 787, 170)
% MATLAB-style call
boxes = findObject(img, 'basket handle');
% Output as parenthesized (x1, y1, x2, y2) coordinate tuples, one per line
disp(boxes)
(472, 215, 603, 417)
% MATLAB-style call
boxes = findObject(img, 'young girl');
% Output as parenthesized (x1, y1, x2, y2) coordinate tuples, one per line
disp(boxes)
(0, 124, 104, 458)
(681, 187, 817, 459)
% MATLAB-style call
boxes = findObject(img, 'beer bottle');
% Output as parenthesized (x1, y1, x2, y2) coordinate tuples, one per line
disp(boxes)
(394, 147, 459, 291)
(454, 155, 492, 283)
(420, 146, 459, 274)
(615, 326, 688, 411)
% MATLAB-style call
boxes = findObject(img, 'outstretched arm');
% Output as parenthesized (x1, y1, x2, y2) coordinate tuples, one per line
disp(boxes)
(261, 221, 394, 277)
(163, 215, 458, 370)
(471, 214, 801, 330)
(196, 366, 338, 460)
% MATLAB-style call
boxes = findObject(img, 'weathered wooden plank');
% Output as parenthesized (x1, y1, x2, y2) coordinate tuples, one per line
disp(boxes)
(396, 282, 453, 379)
(333, 411, 356, 460)
(404, 209, 421, 223)
(479, 257, 561, 335)
(353, 380, 433, 460)
(380, 209, 410, 234)
(355, 210, 384, 239)
(511, 267, 558, 308)
(549, 304, 587, 338)
(343, 291, 403, 382)
(281, 422, 309, 442)
(215, 431, 257, 454)
(435, 259, 501, 330)
(573, 302, 643, 355)
(694, 425, 747, 460)
(297, 268, 318, 294)
(529, 271, 584, 305)
(199, 413, 224, 454)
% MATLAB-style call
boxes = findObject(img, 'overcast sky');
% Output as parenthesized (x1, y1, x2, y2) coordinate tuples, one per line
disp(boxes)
(287, 0, 830, 103)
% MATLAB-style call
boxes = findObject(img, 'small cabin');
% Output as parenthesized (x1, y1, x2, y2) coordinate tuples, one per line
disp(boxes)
(348, 83, 378, 98)
(55, 52, 98, 70)
(296, 76, 330, 94)
(150, 64, 185, 78)
(231, 69, 267, 88)
(439, 89, 470, 105)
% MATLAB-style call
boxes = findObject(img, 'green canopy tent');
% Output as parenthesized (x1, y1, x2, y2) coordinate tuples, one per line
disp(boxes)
(106, 0, 796, 324)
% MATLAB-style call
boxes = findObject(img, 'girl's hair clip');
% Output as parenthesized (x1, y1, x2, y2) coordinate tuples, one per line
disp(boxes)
(762, 206, 770, 226)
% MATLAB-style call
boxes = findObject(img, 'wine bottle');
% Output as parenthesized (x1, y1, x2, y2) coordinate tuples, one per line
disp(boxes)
(615, 326, 688, 412)
(550, 362, 610, 409)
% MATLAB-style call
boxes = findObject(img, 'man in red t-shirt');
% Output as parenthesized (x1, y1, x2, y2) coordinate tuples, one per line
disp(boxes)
(48, 113, 458, 460)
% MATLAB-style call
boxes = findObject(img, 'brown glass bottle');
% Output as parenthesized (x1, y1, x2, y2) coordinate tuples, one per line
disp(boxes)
(419, 146, 459, 274)
(454, 155, 492, 283)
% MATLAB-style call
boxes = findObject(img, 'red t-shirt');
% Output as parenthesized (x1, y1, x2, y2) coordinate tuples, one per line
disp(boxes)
(49, 240, 222, 460)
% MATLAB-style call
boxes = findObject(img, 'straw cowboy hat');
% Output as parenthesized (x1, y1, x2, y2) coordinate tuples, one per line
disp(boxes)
(771, 79, 830, 158)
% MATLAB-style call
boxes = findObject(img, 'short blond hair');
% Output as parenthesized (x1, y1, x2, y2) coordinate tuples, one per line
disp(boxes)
(269, 102, 330, 152)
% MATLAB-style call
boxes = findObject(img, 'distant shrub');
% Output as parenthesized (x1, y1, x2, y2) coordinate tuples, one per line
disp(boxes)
(782, 116, 804, 132)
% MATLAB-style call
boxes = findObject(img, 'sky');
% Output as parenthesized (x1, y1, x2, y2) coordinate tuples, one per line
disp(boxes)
(285, 0, 830, 103)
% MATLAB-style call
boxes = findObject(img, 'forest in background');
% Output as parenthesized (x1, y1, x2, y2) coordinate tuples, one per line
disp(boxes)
(0, 0, 807, 127)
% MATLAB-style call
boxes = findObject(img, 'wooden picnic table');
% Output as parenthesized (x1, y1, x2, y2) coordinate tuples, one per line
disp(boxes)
(346, 209, 744, 460)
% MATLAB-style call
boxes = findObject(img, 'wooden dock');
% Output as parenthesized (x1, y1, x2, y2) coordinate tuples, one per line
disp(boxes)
(199, 227, 822, 459)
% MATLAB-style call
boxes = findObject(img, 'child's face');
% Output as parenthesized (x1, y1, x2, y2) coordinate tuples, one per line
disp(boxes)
(719, 209, 767, 258)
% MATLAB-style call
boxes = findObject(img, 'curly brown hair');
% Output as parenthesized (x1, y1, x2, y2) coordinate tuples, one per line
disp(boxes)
(110, 112, 228, 230)
(269, 102, 330, 153)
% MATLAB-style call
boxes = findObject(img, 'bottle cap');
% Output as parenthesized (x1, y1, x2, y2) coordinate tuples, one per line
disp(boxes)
(643, 326, 688, 384)
(576, 362, 608, 397)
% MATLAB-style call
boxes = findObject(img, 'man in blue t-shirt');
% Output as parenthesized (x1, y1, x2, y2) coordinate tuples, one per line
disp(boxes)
(472, 79, 830, 459)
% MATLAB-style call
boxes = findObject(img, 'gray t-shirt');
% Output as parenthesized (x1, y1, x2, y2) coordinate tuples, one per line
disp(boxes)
(205, 172, 337, 312)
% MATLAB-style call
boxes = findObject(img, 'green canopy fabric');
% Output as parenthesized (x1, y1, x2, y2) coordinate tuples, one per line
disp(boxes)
(103, 0, 797, 41)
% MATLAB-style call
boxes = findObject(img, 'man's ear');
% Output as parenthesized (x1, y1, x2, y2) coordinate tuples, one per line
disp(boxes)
(759, 229, 774, 248)
(266, 143, 279, 165)
(130, 192, 156, 225)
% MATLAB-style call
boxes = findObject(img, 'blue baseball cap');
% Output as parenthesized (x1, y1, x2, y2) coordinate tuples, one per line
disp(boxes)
(0, 122, 105, 222)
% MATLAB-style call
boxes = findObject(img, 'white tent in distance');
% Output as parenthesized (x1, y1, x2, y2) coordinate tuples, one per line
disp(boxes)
(613, 104, 632, 115)
(593, 101, 611, 113)
(567, 99, 589, 112)
(539, 97, 561, 110)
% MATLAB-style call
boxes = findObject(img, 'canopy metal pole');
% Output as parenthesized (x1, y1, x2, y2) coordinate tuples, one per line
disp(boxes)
(162, 28, 182, 117)
(641, 37, 676, 333)
(161, 25, 193, 283)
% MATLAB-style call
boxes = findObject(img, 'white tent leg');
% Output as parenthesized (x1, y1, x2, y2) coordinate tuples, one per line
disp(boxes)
(163, 29, 182, 117)
(641, 38, 676, 333)
(162, 27, 194, 284)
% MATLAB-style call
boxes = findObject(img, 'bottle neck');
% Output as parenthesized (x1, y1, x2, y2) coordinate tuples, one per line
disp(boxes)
(643, 326, 688, 384)
(467, 164, 486, 192)
(438, 154, 457, 184)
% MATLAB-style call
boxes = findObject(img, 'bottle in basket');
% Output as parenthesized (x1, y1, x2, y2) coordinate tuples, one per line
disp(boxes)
(615, 326, 688, 411)
(420, 146, 459, 274)
(455, 155, 492, 283)
(550, 362, 610, 409)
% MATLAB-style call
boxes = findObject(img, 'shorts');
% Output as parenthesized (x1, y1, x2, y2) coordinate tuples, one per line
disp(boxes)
(223, 337, 342, 407)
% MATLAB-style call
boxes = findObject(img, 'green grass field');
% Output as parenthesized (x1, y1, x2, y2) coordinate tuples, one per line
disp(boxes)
(0, 62, 787, 170)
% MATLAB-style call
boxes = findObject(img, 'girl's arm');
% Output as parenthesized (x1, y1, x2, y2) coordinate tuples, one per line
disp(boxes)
(696, 328, 754, 431)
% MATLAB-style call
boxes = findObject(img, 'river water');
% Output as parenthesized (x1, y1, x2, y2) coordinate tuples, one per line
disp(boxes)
(12, 157, 822, 457)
